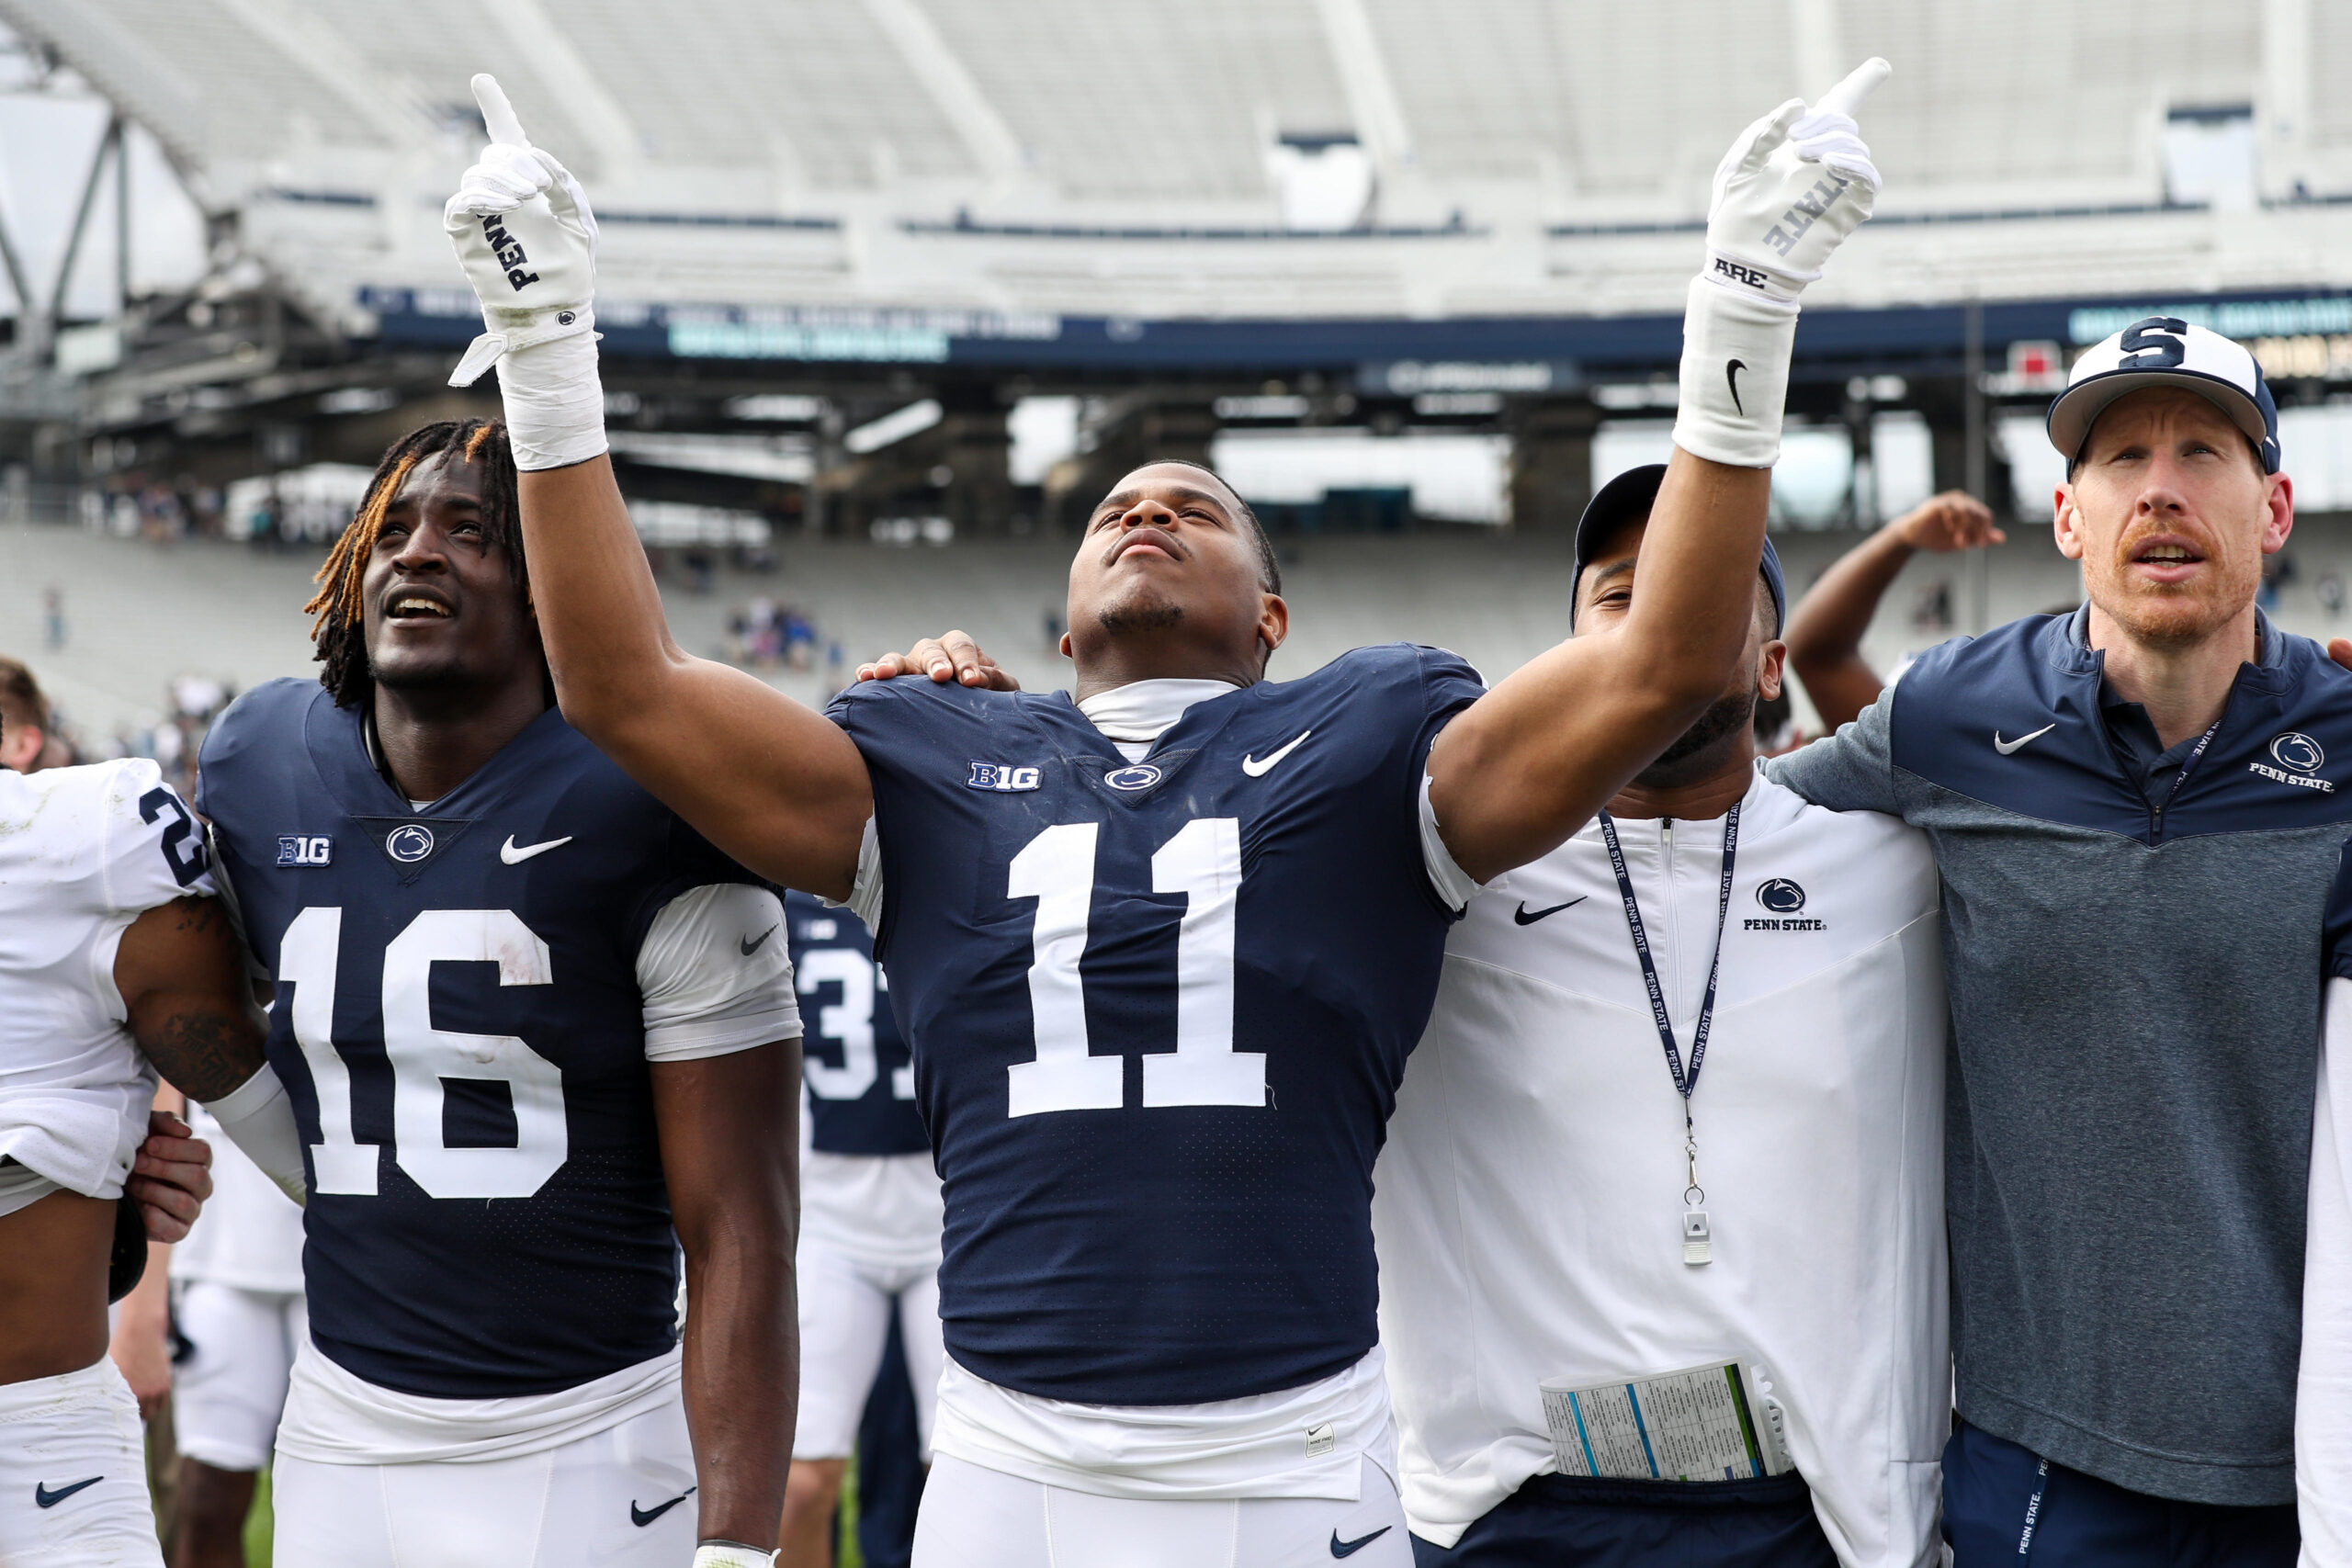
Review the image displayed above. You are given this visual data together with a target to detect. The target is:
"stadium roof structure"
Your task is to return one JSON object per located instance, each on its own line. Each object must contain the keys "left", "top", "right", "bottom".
{"left": 10, "top": 0, "right": 2352, "bottom": 541}
{"left": 8, "top": 0, "right": 2352, "bottom": 345}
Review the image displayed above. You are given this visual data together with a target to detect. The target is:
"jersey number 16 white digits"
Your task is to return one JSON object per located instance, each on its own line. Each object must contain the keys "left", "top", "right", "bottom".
{"left": 1006, "top": 818, "right": 1261, "bottom": 1117}
{"left": 277, "top": 906, "right": 568, "bottom": 1200}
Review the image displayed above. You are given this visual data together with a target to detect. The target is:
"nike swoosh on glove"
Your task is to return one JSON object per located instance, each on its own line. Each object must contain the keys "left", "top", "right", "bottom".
{"left": 444, "top": 73, "right": 599, "bottom": 389}
{"left": 1701, "top": 57, "right": 1889, "bottom": 306}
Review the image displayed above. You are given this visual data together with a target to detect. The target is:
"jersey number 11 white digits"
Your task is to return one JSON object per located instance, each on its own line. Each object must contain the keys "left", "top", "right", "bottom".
{"left": 277, "top": 905, "right": 569, "bottom": 1200}
{"left": 1005, "top": 818, "right": 1261, "bottom": 1118}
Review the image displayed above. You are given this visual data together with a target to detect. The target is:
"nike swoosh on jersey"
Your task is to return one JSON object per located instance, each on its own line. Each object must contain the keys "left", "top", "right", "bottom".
{"left": 629, "top": 1488, "right": 695, "bottom": 1528}
{"left": 1331, "top": 1525, "right": 1393, "bottom": 1558}
{"left": 1993, "top": 723, "right": 2057, "bottom": 755}
{"left": 741, "top": 924, "right": 779, "bottom": 956}
{"left": 1512, "top": 896, "right": 1588, "bottom": 925}
{"left": 499, "top": 834, "right": 574, "bottom": 864}
{"left": 35, "top": 1477, "right": 103, "bottom": 1509}
{"left": 1241, "top": 730, "right": 1313, "bottom": 777}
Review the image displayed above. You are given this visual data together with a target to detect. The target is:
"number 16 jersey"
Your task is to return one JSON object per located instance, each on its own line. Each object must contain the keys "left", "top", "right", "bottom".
{"left": 827, "top": 643, "right": 1482, "bottom": 1405}
{"left": 199, "top": 681, "right": 798, "bottom": 1399}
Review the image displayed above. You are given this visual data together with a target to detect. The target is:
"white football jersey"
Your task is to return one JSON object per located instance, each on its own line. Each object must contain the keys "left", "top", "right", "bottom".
{"left": 1374, "top": 767, "right": 1949, "bottom": 1566}
{"left": 0, "top": 759, "right": 217, "bottom": 1205}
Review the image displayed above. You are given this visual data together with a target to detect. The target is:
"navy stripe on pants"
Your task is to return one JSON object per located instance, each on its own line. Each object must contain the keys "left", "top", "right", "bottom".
{"left": 1943, "top": 1420, "right": 2296, "bottom": 1568}
{"left": 1411, "top": 1470, "right": 1837, "bottom": 1568}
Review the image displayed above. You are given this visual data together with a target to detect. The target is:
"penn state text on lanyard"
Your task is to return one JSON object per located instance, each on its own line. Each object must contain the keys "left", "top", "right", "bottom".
{"left": 2148, "top": 715, "right": 2223, "bottom": 838}
{"left": 1596, "top": 803, "right": 1738, "bottom": 1267}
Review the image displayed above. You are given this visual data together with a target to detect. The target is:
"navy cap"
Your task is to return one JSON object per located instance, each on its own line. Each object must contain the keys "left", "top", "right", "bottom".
{"left": 2046, "top": 316, "right": 2281, "bottom": 475}
{"left": 1570, "top": 462, "right": 1785, "bottom": 634}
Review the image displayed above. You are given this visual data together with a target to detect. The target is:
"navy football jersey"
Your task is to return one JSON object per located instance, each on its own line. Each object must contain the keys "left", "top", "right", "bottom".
{"left": 198, "top": 680, "right": 773, "bottom": 1397}
{"left": 787, "top": 891, "right": 926, "bottom": 1156}
{"left": 826, "top": 643, "right": 1482, "bottom": 1404}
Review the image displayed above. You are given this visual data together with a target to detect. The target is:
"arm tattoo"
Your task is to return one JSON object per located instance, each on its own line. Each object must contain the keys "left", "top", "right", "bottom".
{"left": 142, "top": 1003, "right": 264, "bottom": 1102}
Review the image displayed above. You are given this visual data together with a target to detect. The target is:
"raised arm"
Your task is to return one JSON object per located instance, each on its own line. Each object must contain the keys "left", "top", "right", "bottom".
{"left": 443, "top": 76, "right": 869, "bottom": 897}
{"left": 1783, "top": 490, "right": 2001, "bottom": 730}
{"left": 1428, "top": 60, "right": 1892, "bottom": 882}
{"left": 1428, "top": 456, "right": 1771, "bottom": 880}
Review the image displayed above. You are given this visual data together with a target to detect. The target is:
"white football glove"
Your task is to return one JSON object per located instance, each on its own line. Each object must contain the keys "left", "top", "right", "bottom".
{"left": 1674, "top": 58, "right": 1890, "bottom": 468}
{"left": 443, "top": 73, "right": 607, "bottom": 470}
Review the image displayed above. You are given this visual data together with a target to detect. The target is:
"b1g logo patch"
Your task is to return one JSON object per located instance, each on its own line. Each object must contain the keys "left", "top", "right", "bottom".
{"left": 967, "top": 762, "right": 1041, "bottom": 792}
{"left": 277, "top": 834, "right": 334, "bottom": 867}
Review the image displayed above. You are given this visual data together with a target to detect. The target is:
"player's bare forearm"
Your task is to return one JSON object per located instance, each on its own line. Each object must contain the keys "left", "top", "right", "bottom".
{"left": 516, "top": 458, "right": 873, "bottom": 898}
{"left": 1784, "top": 491, "right": 2002, "bottom": 731}
{"left": 115, "top": 897, "right": 267, "bottom": 1101}
{"left": 654, "top": 1041, "right": 802, "bottom": 1549}
{"left": 1429, "top": 452, "right": 1771, "bottom": 882}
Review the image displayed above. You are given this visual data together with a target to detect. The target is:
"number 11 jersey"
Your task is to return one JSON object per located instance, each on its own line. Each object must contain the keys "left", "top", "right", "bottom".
{"left": 827, "top": 643, "right": 1482, "bottom": 1406}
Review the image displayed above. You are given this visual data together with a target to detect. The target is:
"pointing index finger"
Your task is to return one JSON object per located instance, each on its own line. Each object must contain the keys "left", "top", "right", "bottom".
{"left": 472, "top": 73, "right": 530, "bottom": 149}
{"left": 1814, "top": 57, "right": 1891, "bottom": 119}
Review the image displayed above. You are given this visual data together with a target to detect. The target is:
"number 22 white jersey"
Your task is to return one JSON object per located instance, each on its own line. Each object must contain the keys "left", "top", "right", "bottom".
{"left": 0, "top": 758, "right": 215, "bottom": 1210}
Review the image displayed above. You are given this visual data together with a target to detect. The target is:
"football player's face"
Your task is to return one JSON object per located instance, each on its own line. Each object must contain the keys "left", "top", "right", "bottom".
{"left": 361, "top": 453, "right": 540, "bottom": 696}
{"left": 2056, "top": 388, "right": 2292, "bottom": 649}
{"left": 1064, "top": 463, "right": 1283, "bottom": 676}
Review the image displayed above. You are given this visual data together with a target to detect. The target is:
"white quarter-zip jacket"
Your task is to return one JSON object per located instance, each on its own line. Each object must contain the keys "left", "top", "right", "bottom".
{"left": 1373, "top": 765, "right": 1949, "bottom": 1564}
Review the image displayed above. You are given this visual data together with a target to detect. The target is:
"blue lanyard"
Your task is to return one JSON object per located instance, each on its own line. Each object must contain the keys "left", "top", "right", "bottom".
{"left": 2150, "top": 716, "right": 2223, "bottom": 830}
{"left": 1597, "top": 803, "right": 1741, "bottom": 1105}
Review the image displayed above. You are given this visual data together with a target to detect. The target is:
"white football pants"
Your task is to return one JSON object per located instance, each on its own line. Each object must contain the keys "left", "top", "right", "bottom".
{"left": 0, "top": 1358, "right": 162, "bottom": 1567}
{"left": 794, "top": 1232, "right": 943, "bottom": 1461}
{"left": 272, "top": 1394, "right": 698, "bottom": 1567}
{"left": 911, "top": 1453, "right": 1412, "bottom": 1568}
{"left": 171, "top": 1282, "right": 305, "bottom": 1472}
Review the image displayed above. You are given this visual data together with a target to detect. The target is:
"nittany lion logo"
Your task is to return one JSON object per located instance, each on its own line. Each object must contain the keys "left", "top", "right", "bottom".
{"left": 1755, "top": 878, "right": 1807, "bottom": 915}
{"left": 1103, "top": 764, "right": 1163, "bottom": 792}
{"left": 2272, "top": 733, "right": 2325, "bottom": 775}
{"left": 386, "top": 824, "right": 436, "bottom": 863}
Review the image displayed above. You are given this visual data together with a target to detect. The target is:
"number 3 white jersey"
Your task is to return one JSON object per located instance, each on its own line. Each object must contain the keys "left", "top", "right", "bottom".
{"left": 0, "top": 758, "right": 215, "bottom": 1212}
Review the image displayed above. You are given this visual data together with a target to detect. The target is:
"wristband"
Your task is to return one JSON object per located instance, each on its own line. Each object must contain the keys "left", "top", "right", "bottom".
{"left": 693, "top": 1544, "right": 779, "bottom": 1568}
{"left": 200, "top": 1062, "right": 308, "bottom": 1207}
{"left": 1670, "top": 275, "right": 1799, "bottom": 469}
{"left": 489, "top": 330, "right": 608, "bottom": 473}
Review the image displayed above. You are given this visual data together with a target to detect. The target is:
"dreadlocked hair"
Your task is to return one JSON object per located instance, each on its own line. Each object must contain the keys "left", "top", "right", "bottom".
{"left": 305, "top": 418, "right": 526, "bottom": 707}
